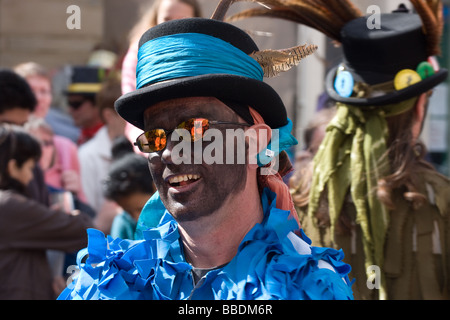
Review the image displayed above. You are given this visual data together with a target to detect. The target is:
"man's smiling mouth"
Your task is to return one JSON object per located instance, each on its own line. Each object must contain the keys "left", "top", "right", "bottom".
{"left": 168, "top": 174, "right": 201, "bottom": 187}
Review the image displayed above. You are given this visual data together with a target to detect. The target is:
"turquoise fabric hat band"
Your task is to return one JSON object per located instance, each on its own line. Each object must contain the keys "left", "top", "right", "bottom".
{"left": 136, "top": 33, "right": 264, "bottom": 89}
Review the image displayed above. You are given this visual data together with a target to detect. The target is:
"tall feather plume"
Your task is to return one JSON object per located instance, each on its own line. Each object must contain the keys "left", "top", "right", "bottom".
{"left": 211, "top": 0, "right": 365, "bottom": 77}
{"left": 227, "top": 7, "right": 341, "bottom": 41}
{"left": 223, "top": 0, "right": 444, "bottom": 57}
{"left": 211, "top": 0, "right": 237, "bottom": 21}
{"left": 250, "top": 44, "right": 318, "bottom": 77}
{"left": 226, "top": 0, "right": 363, "bottom": 42}
{"left": 410, "top": 0, "right": 444, "bottom": 56}
{"left": 211, "top": 0, "right": 284, "bottom": 21}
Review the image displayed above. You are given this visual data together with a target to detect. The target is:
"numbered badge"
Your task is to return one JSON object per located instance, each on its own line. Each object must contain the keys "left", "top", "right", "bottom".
{"left": 394, "top": 69, "right": 421, "bottom": 91}
{"left": 416, "top": 61, "right": 435, "bottom": 79}
{"left": 334, "top": 71, "right": 354, "bottom": 98}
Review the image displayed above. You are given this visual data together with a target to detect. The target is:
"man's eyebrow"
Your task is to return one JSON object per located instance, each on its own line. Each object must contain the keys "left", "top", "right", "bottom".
{"left": 144, "top": 110, "right": 215, "bottom": 127}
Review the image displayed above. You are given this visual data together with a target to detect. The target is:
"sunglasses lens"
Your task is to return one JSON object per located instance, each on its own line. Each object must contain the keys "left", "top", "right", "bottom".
{"left": 136, "top": 119, "right": 210, "bottom": 153}
{"left": 178, "top": 118, "right": 209, "bottom": 142}
{"left": 68, "top": 101, "right": 84, "bottom": 109}
{"left": 135, "top": 129, "right": 167, "bottom": 153}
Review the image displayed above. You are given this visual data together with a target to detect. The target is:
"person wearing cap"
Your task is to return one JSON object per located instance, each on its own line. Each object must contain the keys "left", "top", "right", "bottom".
{"left": 77, "top": 73, "right": 127, "bottom": 232}
{"left": 15, "top": 62, "right": 88, "bottom": 204}
{"left": 244, "top": 1, "right": 450, "bottom": 300}
{"left": 58, "top": 1, "right": 353, "bottom": 300}
{"left": 65, "top": 66, "right": 106, "bottom": 145}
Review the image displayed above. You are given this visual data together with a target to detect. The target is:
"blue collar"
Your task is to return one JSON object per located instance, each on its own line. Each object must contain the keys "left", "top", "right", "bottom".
{"left": 59, "top": 188, "right": 353, "bottom": 300}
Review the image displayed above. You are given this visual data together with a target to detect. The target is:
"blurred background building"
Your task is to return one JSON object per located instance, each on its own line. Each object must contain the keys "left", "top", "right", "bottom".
{"left": 0, "top": 0, "right": 449, "bottom": 175}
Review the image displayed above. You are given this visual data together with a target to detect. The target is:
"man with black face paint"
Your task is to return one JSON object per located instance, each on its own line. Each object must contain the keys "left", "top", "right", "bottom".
{"left": 59, "top": 0, "right": 353, "bottom": 300}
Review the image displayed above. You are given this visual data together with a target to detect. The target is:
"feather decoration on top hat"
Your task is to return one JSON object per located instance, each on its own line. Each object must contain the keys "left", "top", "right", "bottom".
{"left": 224, "top": 0, "right": 443, "bottom": 56}
{"left": 224, "top": 0, "right": 363, "bottom": 41}
{"left": 224, "top": 0, "right": 447, "bottom": 106}
{"left": 211, "top": 0, "right": 319, "bottom": 78}
{"left": 410, "top": 0, "right": 444, "bottom": 55}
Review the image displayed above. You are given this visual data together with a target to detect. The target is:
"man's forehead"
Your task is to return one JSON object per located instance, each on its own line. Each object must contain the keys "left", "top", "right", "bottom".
{"left": 143, "top": 96, "right": 237, "bottom": 126}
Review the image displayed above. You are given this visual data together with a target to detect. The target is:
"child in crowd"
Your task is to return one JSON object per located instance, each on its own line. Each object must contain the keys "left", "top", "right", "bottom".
{"left": 103, "top": 143, "right": 155, "bottom": 239}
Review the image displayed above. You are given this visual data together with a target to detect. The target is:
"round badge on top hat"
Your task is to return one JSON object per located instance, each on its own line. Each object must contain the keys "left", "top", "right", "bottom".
{"left": 416, "top": 61, "right": 435, "bottom": 79}
{"left": 325, "top": 13, "right": 448, "bottom": 106}
{"left": 334, "top": 71, "right": 354, "bottom": 98}
{"left": 394, "top": 69, "right": 422, "bottom": 91}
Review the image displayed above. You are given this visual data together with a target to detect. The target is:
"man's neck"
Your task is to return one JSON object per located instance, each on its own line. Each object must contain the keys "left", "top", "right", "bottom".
{"left": 177, "top": 178, "right": 263, "bottom": 269}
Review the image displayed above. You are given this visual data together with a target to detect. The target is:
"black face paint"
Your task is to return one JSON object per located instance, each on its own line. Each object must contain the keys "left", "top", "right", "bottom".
{"left": 145, "top": 97, "right": 249, "bottom": 222}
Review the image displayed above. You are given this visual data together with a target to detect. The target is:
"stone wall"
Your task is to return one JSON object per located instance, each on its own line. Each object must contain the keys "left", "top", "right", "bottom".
{"left": 0, "top": 0, "right": 104, "bottom": 69}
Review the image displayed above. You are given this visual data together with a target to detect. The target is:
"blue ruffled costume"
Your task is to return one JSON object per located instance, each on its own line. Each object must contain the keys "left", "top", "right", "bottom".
{"left": 58, "top": 189, "right": 353, "bottom": 300}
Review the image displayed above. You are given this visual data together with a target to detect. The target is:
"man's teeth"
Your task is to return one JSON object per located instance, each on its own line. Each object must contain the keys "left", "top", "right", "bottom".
{"left": 169, "top": 174, "right": 200, "bottom": 184}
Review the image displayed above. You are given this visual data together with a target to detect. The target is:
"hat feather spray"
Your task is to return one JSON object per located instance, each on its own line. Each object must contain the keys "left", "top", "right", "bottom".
{"left": 212, "top": 0, "right": 318, "bottom": 77}
{"left": 226, "top": 0, "right": 445, "bottom": 300}
{"left": 225, "top": 0, "right": 443, "bottom": 58}
{"left": 225, "top": 0, "right": 363, "bottom": 41}
{"left": 410, "top": 0, "right": 444, "bottom": 56}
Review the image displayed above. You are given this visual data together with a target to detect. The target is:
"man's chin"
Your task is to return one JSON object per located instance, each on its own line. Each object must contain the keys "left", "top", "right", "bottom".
{"left": 168, "top": 208, "right": 205, "bottom": 223}
{"left": 163, "top": 196, "right": 216, "bottom": 223}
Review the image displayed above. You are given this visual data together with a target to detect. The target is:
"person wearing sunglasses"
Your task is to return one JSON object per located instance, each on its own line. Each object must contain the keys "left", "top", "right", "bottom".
{"left": 77, "top": 73, "right": 127, "bottom": 233}
{"left": 65, "top": 66, "right": 105, "bottom": 146}
{"left": 59, "top": 1, "right": 353, "bottom": 301}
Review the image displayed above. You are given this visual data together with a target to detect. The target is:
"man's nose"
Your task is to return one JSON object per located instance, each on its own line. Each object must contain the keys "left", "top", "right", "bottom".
{"left": 161, "top": 129, "right": 197, "bottom": 165}
{"left": 161, "top": 139, "right": 174, "bottom": 165}
{"left": 161, "top": 130, "right": 184, "bottom": 165}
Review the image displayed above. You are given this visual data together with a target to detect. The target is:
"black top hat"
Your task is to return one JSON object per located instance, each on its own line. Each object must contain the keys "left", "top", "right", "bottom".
{"left": 325, "top": 12, "right": 448, "bottom": 106}
{"left": 115, "top": 18, "right": 288, "bottom": 130}
{"left": 65, "top": 66, "right": 106, "bottom": 96}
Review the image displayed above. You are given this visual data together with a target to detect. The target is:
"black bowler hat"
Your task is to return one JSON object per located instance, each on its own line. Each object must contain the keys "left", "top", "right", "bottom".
{"left": 325, "top": 12, "right": 448, "bottom": 106}
{"left": 115, "top": 18, "right": 288, "bottom": 130}
{"left": 65, "top": 66, "right": 106, "bottom": 96}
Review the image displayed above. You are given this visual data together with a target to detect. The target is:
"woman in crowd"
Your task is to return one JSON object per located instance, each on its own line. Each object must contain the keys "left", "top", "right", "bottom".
{"left": 121, "top": 0, "right": 202, "bottom": 152}
{"left": 0, "top": 124, "right": 93, "bottom": 299}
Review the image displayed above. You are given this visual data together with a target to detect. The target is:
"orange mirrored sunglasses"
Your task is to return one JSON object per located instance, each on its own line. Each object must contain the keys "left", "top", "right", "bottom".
{"left": 134, "top": 118, "right": 250, "bottom": 153}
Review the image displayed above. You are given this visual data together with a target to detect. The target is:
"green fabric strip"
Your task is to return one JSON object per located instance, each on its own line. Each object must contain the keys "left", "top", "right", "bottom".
{"left": 307, "top": 97, "right": 418, "bottom": 298}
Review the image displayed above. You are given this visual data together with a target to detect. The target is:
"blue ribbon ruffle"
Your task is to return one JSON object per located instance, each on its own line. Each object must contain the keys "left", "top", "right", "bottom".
{"left": 59, "top": 189, "right": 353, "bottom": 300}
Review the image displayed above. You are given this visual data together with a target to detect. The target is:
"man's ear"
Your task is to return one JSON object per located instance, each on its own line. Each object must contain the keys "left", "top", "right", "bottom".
{"left": 412, "top": 92, "right": 428, "bottom": 140}
{"left": 246, "top": 123, "right": 272, "bottom": 170}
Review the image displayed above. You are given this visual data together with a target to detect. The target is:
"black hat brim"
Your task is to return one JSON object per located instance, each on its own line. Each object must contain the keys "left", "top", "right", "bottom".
{"left": 325, "top": 65, "right": 448, "bottom": 106}
{"left": 115, "top": 73, "right": 287, "bottom": 130}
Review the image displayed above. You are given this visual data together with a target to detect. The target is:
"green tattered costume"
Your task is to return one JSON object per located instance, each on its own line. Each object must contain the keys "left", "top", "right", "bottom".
{"left": 295, "top": 99, "right": 450, "bottom": 300}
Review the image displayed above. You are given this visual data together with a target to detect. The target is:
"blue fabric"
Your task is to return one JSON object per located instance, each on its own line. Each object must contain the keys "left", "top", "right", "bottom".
{"left": 135, "top": 191, "right": 165, "bottom": 240}
{"left": 257, "top": 118, "right": 298, "bottom": 167}
{"left": 136, "top": 33, "right": 264, "bottom": 89}
{"left": 58, "top": 189, "right": 353, "bottom": 300}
